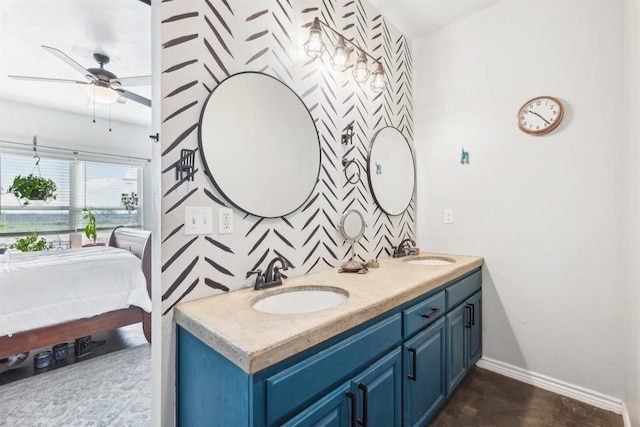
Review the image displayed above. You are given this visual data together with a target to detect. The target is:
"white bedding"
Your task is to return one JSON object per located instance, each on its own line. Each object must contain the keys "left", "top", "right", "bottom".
{"left": 0, "top": 246, "right": 151, "bottom": 337}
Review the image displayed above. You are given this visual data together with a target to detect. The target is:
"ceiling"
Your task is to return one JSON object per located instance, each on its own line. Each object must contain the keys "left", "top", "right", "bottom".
{"left": 0, "top": 0, "right": 151, "bottom": 126}
{"left": 0, "top": 0, "right": 500, "bottom": 127}
{"left": 368, "top": 0, "right": 504, "bottom": 40}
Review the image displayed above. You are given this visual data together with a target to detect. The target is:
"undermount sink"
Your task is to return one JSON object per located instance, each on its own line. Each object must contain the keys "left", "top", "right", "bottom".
{"left": 252, "top": 286, "right": 349, "bottom": 314}
{"left": 404, "top": 256, "right": 456, "bottom": 266}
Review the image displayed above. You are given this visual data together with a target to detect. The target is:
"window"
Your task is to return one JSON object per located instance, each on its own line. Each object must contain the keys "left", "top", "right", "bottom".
{"left": 0, "top": 153, "right": 143, "bottom": 235}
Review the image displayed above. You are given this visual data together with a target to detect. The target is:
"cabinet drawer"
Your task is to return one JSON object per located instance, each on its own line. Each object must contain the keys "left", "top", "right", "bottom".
{"left": 403, "top": 290, "right": 445, "bottom": 338}
{"left": 266, "top": 313, "right": 402, "bottom": 426}
{"left": 446, "top": 270, "right": 481, "bottom": 309}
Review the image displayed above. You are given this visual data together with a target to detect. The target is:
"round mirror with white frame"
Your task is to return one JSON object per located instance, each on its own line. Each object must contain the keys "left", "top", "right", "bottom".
{"left": 367, "top": 126, "right": 415, "bottom": 216}
{"left": 198, "top": 72, "right": 321, "bottom": 218}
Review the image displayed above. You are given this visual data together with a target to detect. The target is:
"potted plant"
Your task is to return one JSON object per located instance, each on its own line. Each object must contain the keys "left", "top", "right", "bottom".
{"left": 83, "top": 207, "right": 98, "bottom": 245}
{"left": 8, "top": 174, "right": 57, "bottom": 207}
{"left": 10, "top": 232, "right": 53, "bottom": 252}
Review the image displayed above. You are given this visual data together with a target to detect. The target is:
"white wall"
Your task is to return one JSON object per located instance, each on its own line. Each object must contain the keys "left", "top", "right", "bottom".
{"left": 0, "top": 99, "right": 154, "bottom": 227}
{"left": 623, "top": 0, "right": 640, "bottom": 423}
{"left": 414, "top": 0, "right": 625, "bottom": 400}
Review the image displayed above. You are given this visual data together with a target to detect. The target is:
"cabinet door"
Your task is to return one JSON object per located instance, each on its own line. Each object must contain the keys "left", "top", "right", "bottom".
{"left": 282, "top": 383, "right": 351, "bottom": 427}
{"left": 403, "top": 317, "right": 446, "bottom": 427}
{"left": 446, "top": 302, "right": 468, "bottom": 396}
{"left": 351, "top": 348, "right": 402, "bottom": 427}
{"left": 467, "top": 291, "right": 482, "bottom": 366}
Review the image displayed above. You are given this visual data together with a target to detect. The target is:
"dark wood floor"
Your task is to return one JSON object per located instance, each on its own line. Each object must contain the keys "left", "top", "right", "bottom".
{"left": 0, "top": 323, "right": 147, "bottom": 386}
{"left": 429, "top": 367, "right": 623, "bottom": 427}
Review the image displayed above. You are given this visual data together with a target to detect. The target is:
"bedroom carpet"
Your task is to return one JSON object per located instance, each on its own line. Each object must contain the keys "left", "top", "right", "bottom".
{"left": 0, "top": 344, "right": 151, "bottom": 426}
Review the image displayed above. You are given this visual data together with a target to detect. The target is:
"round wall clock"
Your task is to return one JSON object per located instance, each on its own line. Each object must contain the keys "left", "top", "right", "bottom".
{"left": 517, "top": 96, "right": 564, "bottom": 136}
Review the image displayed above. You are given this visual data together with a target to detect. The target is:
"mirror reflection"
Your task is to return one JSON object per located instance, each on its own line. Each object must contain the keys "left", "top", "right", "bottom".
{"left": 198, "top": 72, "right": 321, "bottom": 218}
{"left": 367, "top": 127, "right": 415, "bottom": 216}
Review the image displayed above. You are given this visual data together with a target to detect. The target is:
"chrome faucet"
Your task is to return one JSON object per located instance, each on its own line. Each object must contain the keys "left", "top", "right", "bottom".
{"left": 393, "top": 238, "right": 416, "bottom": 258}
{"left": 246, "top": 256, "right": 289, "bottom": 290}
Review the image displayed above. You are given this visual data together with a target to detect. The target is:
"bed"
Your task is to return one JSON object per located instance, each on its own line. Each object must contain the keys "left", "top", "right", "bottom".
{"left": 0, "top": 227, "right": 152, "bottom": 359}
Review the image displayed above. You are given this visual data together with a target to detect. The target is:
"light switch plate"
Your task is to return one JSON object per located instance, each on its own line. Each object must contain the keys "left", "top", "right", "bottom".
{"left": 185, "top": 206, "right": 214, "bottom": 235}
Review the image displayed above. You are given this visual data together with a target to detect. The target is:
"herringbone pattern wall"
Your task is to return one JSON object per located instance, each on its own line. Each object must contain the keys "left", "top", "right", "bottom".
{"left": 160, "top": 0, "right": 414, "bottom": 314}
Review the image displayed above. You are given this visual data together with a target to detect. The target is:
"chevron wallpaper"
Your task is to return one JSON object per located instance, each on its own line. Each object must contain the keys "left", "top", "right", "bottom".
{"left": 160, "top": 0, "right": 414, "bottom": 315}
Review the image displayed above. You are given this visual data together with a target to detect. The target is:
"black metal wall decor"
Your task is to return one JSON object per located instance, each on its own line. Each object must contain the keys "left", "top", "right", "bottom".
{"left": 176, "top": 149, "right": 195, "bottom": 181}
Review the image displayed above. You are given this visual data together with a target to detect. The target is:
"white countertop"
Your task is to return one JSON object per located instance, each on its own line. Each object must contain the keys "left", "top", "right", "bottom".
{"left": 174, "top": 253, "right": 484, "bottom": 374}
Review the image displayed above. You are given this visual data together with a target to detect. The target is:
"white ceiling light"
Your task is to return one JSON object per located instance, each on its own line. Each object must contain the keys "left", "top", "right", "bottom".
{"left": 84, "top": 82, "right": 119, "bottom": 104}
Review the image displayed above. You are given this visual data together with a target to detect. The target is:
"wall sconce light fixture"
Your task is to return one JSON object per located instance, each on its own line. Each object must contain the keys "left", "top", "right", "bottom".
{"left": 304, "top": 17, "right": 386, "bottom": 93}
{"left": 176, "top": 148, "right": 195, "bottom": 181}
{"left": 121, "top": 192, "right": 139, "bottom": 214}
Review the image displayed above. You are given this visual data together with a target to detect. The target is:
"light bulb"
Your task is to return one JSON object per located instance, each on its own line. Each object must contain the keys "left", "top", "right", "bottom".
{"left": 370, "top": 62, "right": 386, "bottom": 93}
{"left": 330, "top": 36, "right": 350, "bottom": 72}
{"left": 304, "top": 17, "right": 325, "bottom": 58}
{"left": 352, "top": 50, "right": 370, "bottom": 83}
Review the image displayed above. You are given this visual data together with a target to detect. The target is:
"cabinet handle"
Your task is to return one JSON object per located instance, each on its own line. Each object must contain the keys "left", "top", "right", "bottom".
{"left": 465, "top": 305, "right": 472, "bottom": 328}
{"left": 407, "top": 347, "right": 418, "bottom": 381}
{"left": 470, "top": 303, "right": 476, "bottom": 326}
{"left": 357, "top": 383, "right": 369, "bottom": 426}
{"left": 421, "top": 308, "right": 440, "bottom": 319}
{"left": 346, "top": 391, "right": 357, "bottom": 427}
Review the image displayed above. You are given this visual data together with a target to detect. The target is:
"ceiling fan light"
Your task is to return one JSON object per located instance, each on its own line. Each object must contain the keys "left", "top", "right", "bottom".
{"left": 352, "top": 51, "right": 370, "bottom": 83}
{"left": 85, "top": 83, "right": 119, "bottom": 104}
{"left": 370, "top": 62, "right": 386, "bottom": 93}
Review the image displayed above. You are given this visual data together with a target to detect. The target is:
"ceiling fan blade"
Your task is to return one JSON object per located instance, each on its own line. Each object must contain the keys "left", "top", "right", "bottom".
{"left": 114, "top": 75, "right": 151, "bottom": 87}
{"left": 41, "top": 45, "right": 95, "bottom": 79}
{"left": 114, "top": 88, "right": 151, "bottom": 107}
{"left": 9, "top": 75, "right": 88, "bottom": 85}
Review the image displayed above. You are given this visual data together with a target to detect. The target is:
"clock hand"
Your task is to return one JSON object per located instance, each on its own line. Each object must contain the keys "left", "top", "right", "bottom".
{"left": 527, "top": 110, "right": 551, "bottom": 125}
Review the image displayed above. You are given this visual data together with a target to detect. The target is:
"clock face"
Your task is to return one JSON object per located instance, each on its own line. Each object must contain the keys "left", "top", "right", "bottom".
{"left": 517, "top": 96, "right": 564, "bottom": 135}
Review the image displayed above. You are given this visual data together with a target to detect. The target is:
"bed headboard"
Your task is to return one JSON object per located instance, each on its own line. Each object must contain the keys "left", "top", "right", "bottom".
{"left": 108, "top": 226, "right": 151, "bottom": 260}
{"left": 108, "top": 227, "right": 152, "bottom": 299}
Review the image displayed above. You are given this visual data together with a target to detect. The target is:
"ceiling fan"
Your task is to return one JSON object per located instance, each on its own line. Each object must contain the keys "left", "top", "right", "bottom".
{"left": 9, "top": 45, "right": 151, "bottom": 108}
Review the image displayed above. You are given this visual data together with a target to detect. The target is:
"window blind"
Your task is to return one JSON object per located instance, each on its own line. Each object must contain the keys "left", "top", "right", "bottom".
{"left": 0, "top": 153, "right": 143, "bottom": 235}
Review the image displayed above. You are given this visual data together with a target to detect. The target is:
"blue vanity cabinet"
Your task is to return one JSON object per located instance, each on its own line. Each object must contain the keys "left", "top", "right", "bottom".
{"left": 281, "top": 382, "right": 352, "bottom": 427}
{"left": 350, "top": 348, "right": 402, "bottom": 427}
{"left": 445, "top": 301, "right": 468, "bottom": 395}
{"left": 177, "top": 267, "right": 483, "bottom": 427}
{"left": 402, "top": 317, "right": 446, "bottom": 427}
{"left": 446, "top": 287, "right": 482, "bottom": 396}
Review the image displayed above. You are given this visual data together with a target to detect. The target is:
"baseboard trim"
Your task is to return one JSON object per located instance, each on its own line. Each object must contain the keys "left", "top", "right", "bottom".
{"left": 622, "top": 401, "right": 632, "bottom": 427}
{"left": 476, "top": 357, "right": 623, "bottom": 415}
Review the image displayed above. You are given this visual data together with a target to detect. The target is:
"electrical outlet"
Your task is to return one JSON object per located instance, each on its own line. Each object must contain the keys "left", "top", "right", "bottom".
{"left": 219, "top": 207, "right": 233, "bottom": 234}
{"left": 185, "top": 206, "right": 214, "bottom": 235}
{"left": 444, "top": 209, "right": 454, "bottom": 224}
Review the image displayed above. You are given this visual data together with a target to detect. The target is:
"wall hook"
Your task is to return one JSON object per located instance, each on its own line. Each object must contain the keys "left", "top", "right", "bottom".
{"left": 460, "top": 148, "right": 469, "bottom": 164}
{"left": 176, "top": 149, "right": 195, "bottom": 181}
{"left": 341, "top": 124, "right": 354, "bottom": 145}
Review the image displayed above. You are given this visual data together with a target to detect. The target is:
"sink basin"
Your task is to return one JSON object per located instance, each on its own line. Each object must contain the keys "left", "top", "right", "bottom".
{"left": 404, "top": 256, "right": 456, "bottom": 266}
{"left": 252, "top": 286, "right": 349, "bottom": 314}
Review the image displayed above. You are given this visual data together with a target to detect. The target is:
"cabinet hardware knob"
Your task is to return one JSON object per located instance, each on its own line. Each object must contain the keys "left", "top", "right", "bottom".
{"left": 357, "top": 383, "right": 369, "bottom": 426}
{"left": 470, "top": 303, "right": 476, "bottom": 326}
{"left": 408, "top": 347, "right": 418, "bottom": 381}
{"left": 465, "top": 305, "right": 472, "bottom": 328}
{"left": 346, "top": 391, "right": 357, "bottom": 427}
{"left": 422, "top": 308, "right": 440, "bottom": 319}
